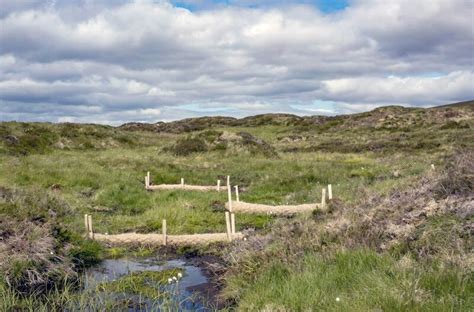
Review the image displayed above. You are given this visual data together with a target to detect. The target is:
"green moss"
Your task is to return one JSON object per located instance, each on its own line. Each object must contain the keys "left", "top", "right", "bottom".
{"left": 106, "top": 247, "right": 127, "bottom": 259}
{"left": 98, "top": 269, "right": 184, "bottom": 299}
{"left": 68, "top": 239, "right": 103, "bottom": 268}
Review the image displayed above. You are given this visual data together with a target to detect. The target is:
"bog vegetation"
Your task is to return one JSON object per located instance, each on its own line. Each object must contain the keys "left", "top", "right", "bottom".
{"left": 0, "top": 101, "right": 473, "bottom": 310}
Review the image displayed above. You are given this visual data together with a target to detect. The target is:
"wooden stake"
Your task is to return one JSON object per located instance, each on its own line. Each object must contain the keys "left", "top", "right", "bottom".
{"left": 147, "top": 171, "right": 150, "bottom": 186}
{"left": 227, "top": 180, "right": 233, "bottom": 212}
{"left": 234, "top": 185, "right": 240, "bottom": 202}
{"left": 226, "top": 175, "right": 230, "bottom": 186}
{"left": 225, "top": 211, "right": 232, "bottom": 241}
{"left": 217, "top": 179, "right": 221, "bottom": 191}
{"left": 328, "top": 184, "right": 333, "bottom": 200}
{"left": 88, "top": 214, "right": 94, "bottom": 239}
{"left": 84, "top": 214, "right": 89, "bottom": 237}
{"left": 181, "top": 178, "right": 184, "bottom": 186}
{"left": 321, "top": 188, "right": 326, "bottom": 209}
{"left": 431, "top": 164, "right": 435, "bottom": 170}
{"left": 162, "top": 219, "right": 167, "bottom": 246}
{"left": 231, "top": 212, "right": 236, "bottom": 234}
{"left": 145, "top": 176, "right": 148, "bottom": 188}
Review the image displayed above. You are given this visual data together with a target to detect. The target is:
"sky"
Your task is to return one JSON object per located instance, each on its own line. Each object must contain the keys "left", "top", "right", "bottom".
{"left": 0, "top": 0, "right": 473, "bottom": 125}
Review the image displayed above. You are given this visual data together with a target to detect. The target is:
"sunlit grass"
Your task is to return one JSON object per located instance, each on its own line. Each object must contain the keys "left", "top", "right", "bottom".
{"left": 230, "top": 250, "right": 472, "bottom": 311}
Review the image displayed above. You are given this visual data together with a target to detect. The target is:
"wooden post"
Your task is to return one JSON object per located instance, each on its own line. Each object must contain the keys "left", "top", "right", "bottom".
{"left": 162, "top": 219, "right": 167, "bottom": 246}
{"left": 88, "top": 214, "right": 94, "bottom": 239}
{"left": 145, "top": 176, "right": 148, "bottom": 189}
{"left": 84, "top": 214, "right": 89, "bottom": 238}
{"left": 181, "top": 178, "right": 184, "bottom": 186}
{"left": 321, "top": 188, "right": 326, "bottom": 209}
{"left": 234, "top": 185, "right": 240, "bottom": 202}
{"left": 231, "top": 212, "right": 236, "bottom": 234}
{"left": 226, "top": 175, "right": 230, "bottom": 186}
{"left": 225, "top": 211, "right": 232, "bottom": 241}
{"left": 227, "top": 179, "right": 233, "bottom": 212}
{"left": 147, "top": 171, "right": 150, "bottom": 186}
{"left": 328, "top": 184, "right": 333, "bottom": 200}
{"left": 431, "top": 164, "right": 435, "bottom": 170}
{"left": 217, "top": 180, "right": 221, "bottom": 191}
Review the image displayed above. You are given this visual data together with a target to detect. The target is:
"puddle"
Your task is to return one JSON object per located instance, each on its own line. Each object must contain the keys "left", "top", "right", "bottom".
{"left": 84, "top": 257, "right": 214, "bottom": 311}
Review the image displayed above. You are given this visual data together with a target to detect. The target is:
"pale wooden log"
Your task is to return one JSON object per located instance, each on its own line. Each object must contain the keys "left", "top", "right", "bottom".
{"left": 94, "top": 232, "right": 244, "bottom": 246}
{"left": 225, "top": 211, "right": 232, "bottom": 241}
{"left": 235, "top": 185, "right": 240, "bottom": 202}
{"left": 328, "top": 184, "right": 333, "bottom": 200}
{"left": 162, "top": 219, "right": 167, "bottom": 246}
{"left": 321, "top": 188, "right": 326, "bottom": 209}
{"left": 225, "top": 201, "right": 318, "bottom": 215}
{"left": 147, "top": 184, "right": 218, "bottom": 191}
{"left": 231, "top": 212, "right": 236, "bottom": 235}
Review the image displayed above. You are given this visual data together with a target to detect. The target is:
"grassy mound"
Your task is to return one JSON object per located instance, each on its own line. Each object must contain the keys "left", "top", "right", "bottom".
{"left": 166, "top": 130, "right": 278, "bottom": 158}
{"left": 0, "top": 188, "right": 102, "bottom": 297}
{"left": 0, "top": 122, "right": 161, "bottom": 156}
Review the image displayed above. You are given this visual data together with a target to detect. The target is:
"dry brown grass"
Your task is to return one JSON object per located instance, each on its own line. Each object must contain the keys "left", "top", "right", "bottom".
{"left": 0, "top": 218, "right": 76, "bottom": 295}
{"left": 435, "top": 149, "right": 473, "bottom": 197}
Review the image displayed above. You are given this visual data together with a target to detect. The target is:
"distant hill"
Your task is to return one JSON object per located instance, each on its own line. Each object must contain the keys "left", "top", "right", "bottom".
{"left": 432, "top": 99, "right": 474, "bottom": 109}
{"left": 1, "top": 100, "right": 472, "bottom": 156}
{"left": 118, "top": 100, "right": 473, "bottom": 133}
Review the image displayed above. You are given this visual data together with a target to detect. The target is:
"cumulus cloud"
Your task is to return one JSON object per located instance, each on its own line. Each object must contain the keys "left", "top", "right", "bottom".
{"left": 0, "top": 0, "right": 472, "bottom": 124}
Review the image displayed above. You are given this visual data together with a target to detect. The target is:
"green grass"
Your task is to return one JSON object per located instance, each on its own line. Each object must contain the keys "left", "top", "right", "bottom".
{"left": 98, "top": 268, "right": 184, "bottom": 298}
{"left": 0, "top": 274, "right": 186, "bottom": 311}
{"left": 230, "top": 250, "right": 472, "bottom": 311}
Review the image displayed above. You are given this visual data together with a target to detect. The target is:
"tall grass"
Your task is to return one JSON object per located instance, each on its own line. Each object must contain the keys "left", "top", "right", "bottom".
{"left": 230, "top": 250, "right": 472, "bottom": 311}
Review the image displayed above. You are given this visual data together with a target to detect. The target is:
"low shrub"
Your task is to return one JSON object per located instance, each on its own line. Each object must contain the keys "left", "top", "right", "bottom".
{"left": 435, "top": 149, "right": 473, "bottom": 197}
{"left": 237, "top": 132, "right": 278, "bottom": 158}
{"left": 171, "top": 137, "right": 208, "bottom": 156}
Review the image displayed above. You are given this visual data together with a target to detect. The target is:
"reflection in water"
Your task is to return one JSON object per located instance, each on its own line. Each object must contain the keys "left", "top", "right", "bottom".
{"left": 84, "top": 258, "right": 212, "bottom": 311}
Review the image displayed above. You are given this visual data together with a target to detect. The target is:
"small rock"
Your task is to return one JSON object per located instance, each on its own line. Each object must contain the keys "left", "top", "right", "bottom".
{"left": 4, "top": 135, "right": 19, "bottom": 145}
{"left": 50, "top": 184, "right": 62, "bottom": 191}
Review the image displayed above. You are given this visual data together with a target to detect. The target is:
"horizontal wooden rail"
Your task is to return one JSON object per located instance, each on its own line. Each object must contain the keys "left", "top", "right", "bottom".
{"left": 94, "top": 232, "right": 244, "bottom": 246}
{"left": 225, "top": 201, "right": 320, "bottom": 215}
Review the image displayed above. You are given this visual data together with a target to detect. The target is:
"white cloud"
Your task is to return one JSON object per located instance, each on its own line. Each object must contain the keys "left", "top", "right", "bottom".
{"left": 321, "top": 71, "right": 473, "bottom": 105}
{"left": 0, "top": 0, "right": 472, "bottom": 124}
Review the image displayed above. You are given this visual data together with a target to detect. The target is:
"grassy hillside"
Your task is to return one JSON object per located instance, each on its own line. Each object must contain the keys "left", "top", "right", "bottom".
{"left": 0, "top": 102, "right": 472, "bottom": 310}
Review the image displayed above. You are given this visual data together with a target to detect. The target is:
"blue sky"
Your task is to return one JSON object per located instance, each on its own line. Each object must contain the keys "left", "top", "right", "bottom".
{"left": 0, "top": 0, "right": 472, "bottom": 124}
{"left": 172, "top": 0, "right": 349, "bottom": 12}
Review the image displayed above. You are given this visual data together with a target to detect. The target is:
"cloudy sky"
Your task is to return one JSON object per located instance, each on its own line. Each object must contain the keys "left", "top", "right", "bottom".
{"left": 0, "top": 0, "right": 472, "bottom": 125}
